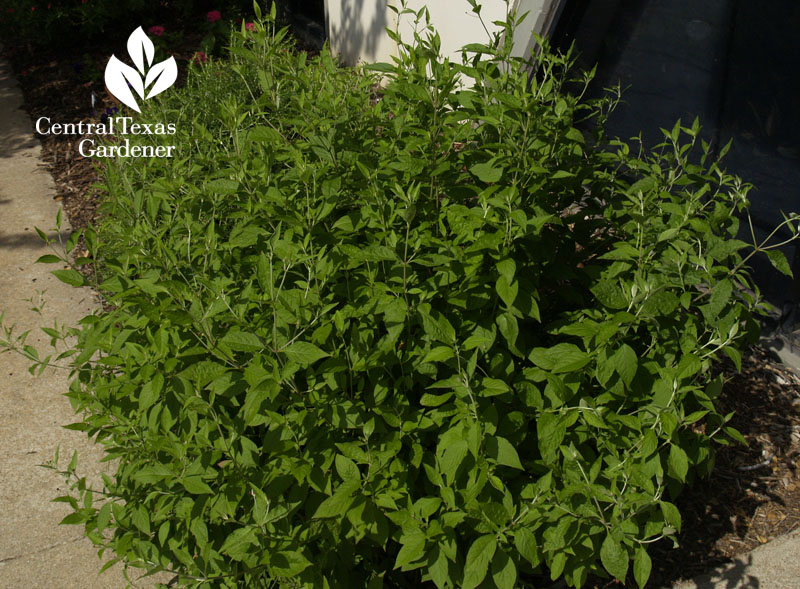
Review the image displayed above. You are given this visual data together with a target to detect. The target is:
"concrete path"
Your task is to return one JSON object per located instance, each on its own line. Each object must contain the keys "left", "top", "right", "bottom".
{"left": 0, "top": 47, "right": 157, "bottom": 588}
{"left": 672, "top": 528, "right": 800, "bottom": 589}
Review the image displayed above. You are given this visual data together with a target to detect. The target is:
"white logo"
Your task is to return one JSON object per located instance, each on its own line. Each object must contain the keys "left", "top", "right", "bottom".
{"left": 104, "top": 27, "right": 178, "bottom": 113}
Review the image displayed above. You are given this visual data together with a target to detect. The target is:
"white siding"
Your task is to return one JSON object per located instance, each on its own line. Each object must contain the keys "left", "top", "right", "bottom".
{"left": 324, "top": 0, "right": 564, "bottom": 66}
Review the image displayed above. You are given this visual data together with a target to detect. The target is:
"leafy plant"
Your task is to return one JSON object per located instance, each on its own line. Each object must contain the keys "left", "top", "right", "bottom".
{"left": 5, "top": 2, "right": 800, "bottom": 588}
{"left": 0, "top": 0, "right": 256, "bottom": 50}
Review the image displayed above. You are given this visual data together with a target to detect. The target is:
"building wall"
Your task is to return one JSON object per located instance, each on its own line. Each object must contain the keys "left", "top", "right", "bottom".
{"left": 324, "top": 0, "right": 563, "bottom": 66}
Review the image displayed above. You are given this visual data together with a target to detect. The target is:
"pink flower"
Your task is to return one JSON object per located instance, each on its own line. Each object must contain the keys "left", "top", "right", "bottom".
{"left": 245, "top": 22, "right": 256, "bottom": 32}
{"left": 192, "top": 51, "right": 207, "bottom": 64}
{"left": 206, "top": 10, "right": 221, "bottom": 23}
{"left": 148, "top": 25, "right": 165, "bottom": 37}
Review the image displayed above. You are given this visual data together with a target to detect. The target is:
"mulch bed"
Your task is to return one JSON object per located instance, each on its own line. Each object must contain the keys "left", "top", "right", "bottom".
{"left": 4, "top": 36, "right": 800, "bottom": 589}
{"left": 630, "top": 347, "right": 800, "bottom": 587}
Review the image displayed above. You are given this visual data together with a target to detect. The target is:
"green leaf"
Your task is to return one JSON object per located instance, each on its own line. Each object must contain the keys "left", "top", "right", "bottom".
{"left": 530, "top": 343, "right": 590, "bottom": 373}
{"left": 439, "top": 439, "right": 468, "bottom": 482}
{"left": 220, "top": 527, "right": 257, "bottom": 560}
{"left": 365, "top": 61, "right": 396, "bottom": 73}
{"left": 139, "top": 372, "right": 164, "bottom": 411}
{"left": 420, "top": 391, "right": 455, "bottom": 407}
{"left": 479, "top": 378, "right": 510, "bottom": 397}
{"left": 243, "top": 386, "right": 268, "bottom": 426}
{"left": 228, "top": 224, "right": 263, "bottom": 248}
{"left": 428, "top": 546, "right": 449, "bottom": 589}
{"left": 190, "top": 518, "right": 208, "bottom": 547}
{"left": 496, "top": 276, "right": 518, "bottom": 308}
{"left": 765, "top": 249, "right": 793, "bottom": 277}
{"left": 567, "top": 129, "right": 584, "bottom": 147}
{"left": 95, "top": 503, "right": 112, "bottom": 531}
{"left": 423, "top": 346, "right": 455, "bottom": 363}
{"left": 134, "top": 464, "right": 173, "bottom": 484}
{"left": 283, "top": 341, "right": 329, "bottom": 366}
{"left": 495, "top": 258, "right": 516, "bottom": 283}
{"left": 221, "top": 331, "right": 263, "bottom": 352}
{"left": 470, "top": 162, "right": 502, "bottom": 183}
{"left": 514, "top": 528, "right": 540, "bottom": 567}
{"left": 182, "top": 475, "right": 213, "bottom": 495}
{"left": 462, "top": 535, "right": 497, "bottom": 589}
{"left": 657, "top": 227, "right": 679, "bottom": 242}
{"left": 591, "top": 280, "right": 627, "bottom": 309}
{"left": 394, "top": 530, "right": 426, "bottom": 569}
{"left": 537, "top": 413, "right": 566, "bottom": 463}
{"left": 610, "top": 344, "right": 637, "bottom": 386}
{"left": 36, "top": 254, "right": 61, "bottom": 264}
{"left": 496, "top": 312, "right": 519, "bottom": 349}
{"left": 660, "top": 500, "right": 682, "bottom": 532}
{"left": 271, "top": 551, "right": 312, "bottom": 577}
{"left": 313, "top": 480, "right": 359, "bottom": 519}
{"left": 703, "top": 278, "right": 732, "bottom": 320}
{"left": 627, "top": 176, "right": 656, "bottom": 195}
{"left": 487, "top": 436, "right": 523, "bottom": 469}
{"left": 247, "top": 125, "right": 282, "bottom": 144}
{"left": 462, "top": 326, "right": 496, "bottom": 351}
{"left": 60, "top": 512, "right": 86, "bottom": 525}
{"left": 600, "top": 533, "right": 628, "bottom": 581}
{"left": 340, "top": 243, "right": 397, "bottom": 262}
{"left": 667, "top": 444, "right": 689, "bottom": 482}
{"left": 335, "top": 455, "right": 361, "bottom": 482}
{"left": 491, "top": 549, "right": 517, "bottom": 589}
{"left": 633, "top": 546, "right": 652, "bottom": 588}
{"left": 51, "top": 269, "right": 86, "bottom": 287}
{"left": 724, "top": 426, "right": 747, "bottom": 445}
{"left": 420, "top": 309, "right": 456, "bottom": 343}
{"left": 723, "top": 346, "right": 742, "bottom": 372}
{"left": 207, "top": 178, "right": 240, "bottom": 194}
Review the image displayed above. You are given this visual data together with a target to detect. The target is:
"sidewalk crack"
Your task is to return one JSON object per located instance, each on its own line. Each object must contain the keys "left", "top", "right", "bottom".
{"left": 0, "top": 535, "right": 85, "bottom": 565}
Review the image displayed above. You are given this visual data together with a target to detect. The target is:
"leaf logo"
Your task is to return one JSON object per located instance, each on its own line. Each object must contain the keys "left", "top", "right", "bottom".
{"left": 104, "top": 27, "right": 178, "bottom": 113}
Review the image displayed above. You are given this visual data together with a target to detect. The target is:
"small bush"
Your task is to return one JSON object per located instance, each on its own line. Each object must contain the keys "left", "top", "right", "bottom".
{"left": 0, "top": 0, "right": 256, "bottom": 49}
{"left": 23, "top": 4, "right": 800, "bottom": 588}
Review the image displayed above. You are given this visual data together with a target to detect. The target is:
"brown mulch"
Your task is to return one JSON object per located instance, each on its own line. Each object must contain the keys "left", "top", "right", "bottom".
{"left": 5, "top": 37, "right": 800, "bottom": 589}
{"left": 639, "top": 347, "right": 800, "bottom": 587}
{"left": 1, "top": 34, "right": 206, "bottom": 235}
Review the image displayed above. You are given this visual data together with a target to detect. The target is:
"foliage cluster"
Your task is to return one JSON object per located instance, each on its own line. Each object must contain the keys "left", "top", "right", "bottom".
{"left": 0, "top": 0, "right": 255, "bottom": 49}
{"left": 9, "top": 2, "right": 800, "bottom": 588}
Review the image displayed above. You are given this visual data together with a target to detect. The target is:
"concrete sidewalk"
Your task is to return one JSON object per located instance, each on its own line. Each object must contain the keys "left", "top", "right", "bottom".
{"left": 0, "top": 47, "right": 154, "bottom": 588}
{"left": 672, "top": 528, "right": 800, "bottom": 588}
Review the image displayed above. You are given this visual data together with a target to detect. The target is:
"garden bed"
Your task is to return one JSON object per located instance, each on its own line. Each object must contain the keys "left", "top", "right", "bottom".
{"left": 4, "top": 16, "right": 800, "bottom": 589}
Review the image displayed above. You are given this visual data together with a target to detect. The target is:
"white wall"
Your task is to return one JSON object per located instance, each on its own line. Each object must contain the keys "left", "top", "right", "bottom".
{"left": 324, "top": 0, "right": 398, "bottom": 67}
{"left": 510, "top": 0, "right": 566, "bottom": 58}
{"left": 397, "top": 1, "right": 510, "bottom": 63}
{"left": 324, "top": 0, "right": 564, "bottom": 66}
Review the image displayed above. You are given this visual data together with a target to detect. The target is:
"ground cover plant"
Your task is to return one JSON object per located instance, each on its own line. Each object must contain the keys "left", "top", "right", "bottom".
{"left": 5, "top": 1, "right": 800, "bottom": 587}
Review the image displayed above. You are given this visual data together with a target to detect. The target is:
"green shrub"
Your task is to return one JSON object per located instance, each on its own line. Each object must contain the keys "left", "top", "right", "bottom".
{"left": 0, "top": 0, "right": 256, "bottom": 49}
{"left": 16, "top": 3, "right": 800, "bottom": 588}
